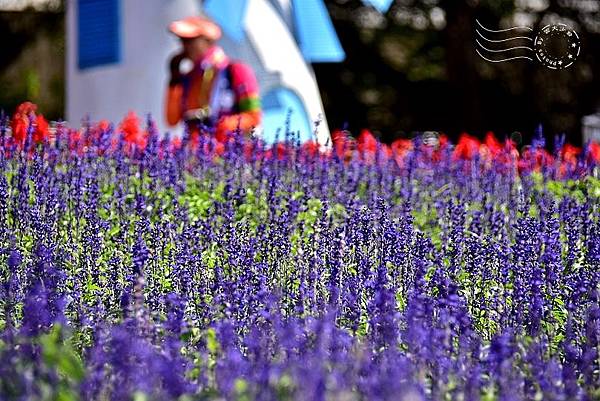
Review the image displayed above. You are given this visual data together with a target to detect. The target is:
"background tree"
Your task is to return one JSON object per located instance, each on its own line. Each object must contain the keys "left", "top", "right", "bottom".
{"left": 0, "top": 0, "right": 64, "bottom": 120}
{"left": 314, "top": 0, "right": 600, "bottom": 145}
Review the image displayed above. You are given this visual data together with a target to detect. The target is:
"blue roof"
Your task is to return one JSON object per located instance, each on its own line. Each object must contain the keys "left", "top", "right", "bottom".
{"left": 292, "top": 0, "right": 345, "bottom": 63}
{"left": 362, "top": 0, "right": 394, "bottom": 13}
{"left": 203, "top": 0, "right": 249, "bottom": 42}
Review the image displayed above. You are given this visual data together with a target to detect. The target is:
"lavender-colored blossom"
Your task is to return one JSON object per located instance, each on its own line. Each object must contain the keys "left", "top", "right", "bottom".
{"left": 0, "top": 114, "right": 599, "bottom": 400}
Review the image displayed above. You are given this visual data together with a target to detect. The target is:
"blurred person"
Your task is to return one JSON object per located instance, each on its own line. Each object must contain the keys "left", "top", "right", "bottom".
{"left": 165, "top": 16, "right": 261, "bottom": 144}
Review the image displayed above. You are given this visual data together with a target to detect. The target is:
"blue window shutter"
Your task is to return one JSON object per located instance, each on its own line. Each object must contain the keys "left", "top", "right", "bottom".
{"left": 78, "top": 0, "right": 121, "bottom": 70}
{"left": 292, "top": 0, "right": 345, "bottom": 63}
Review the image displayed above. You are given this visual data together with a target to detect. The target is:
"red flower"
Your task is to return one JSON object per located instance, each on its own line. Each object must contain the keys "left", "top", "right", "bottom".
{"left": 380, "top": 143, "right": 392, "bottom": 159}
{"left": 33, "top": 115, "right": 50, "bottom": 143}
{"left": 561, "top": 143, "right": 581, "bottom": 164}
{"left": 10, "top": 102, "right": 37, "bottom": 144}
{"left": 300, "top": 140, "right": 320, "bottom": 159}
{"left": 391, "top": 138, "right": 413, "bottom": 168}
{"left": 391, "top": 138, "right": 412, "bottom": 154}
{"left": 357, "top": 129, "right": 377, "bottom": 154}
{"left": 438, "top": 134, "right": 449, "bottom": 149}
{"left": 9, "top": 102, "right": 51, "bottom": 146}
{"left": 98, "top": 119, "right": 111, "bottom": 133}
{"left": 10, "top": 115, "right": 28, "bottom": 144}
{"left": 453, "top": 133, "right": 481, "bottom": 160}
{"left": 68, "top": 129, "right": 84, "bottom": 155}
{"left": 215, "top": 124, "right": 229, "bottom": 144}
{"left": 171, "top": 136, "right": 183, "bottom": 150}
{"left": 119, "top": 111, "right": 147, "bottom": 149}
{"left": 265, "top": 142, "right": 288, "bottom": 161}
{"left": 331, "top": 129, "right": 345, "bottom": 144}
{"left": 357, "top": 129, "right": 390, "bottom": 164}
{"left": 484, "top": 131, "right": 502, "bottom": 156}
{"left": 588, "top": 141, "right": 600, "bottom": 164}
{"left": 16, "top": 101, "right": 37, "bottom": 116}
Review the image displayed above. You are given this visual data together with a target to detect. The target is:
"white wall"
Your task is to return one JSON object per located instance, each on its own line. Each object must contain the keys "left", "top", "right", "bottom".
{"left": 66, "top": 0, "right": 199, "bottom": 134}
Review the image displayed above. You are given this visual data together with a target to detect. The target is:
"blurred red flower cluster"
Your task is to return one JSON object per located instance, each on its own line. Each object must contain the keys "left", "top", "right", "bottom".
{"left": 329, "top": 128, "right": 600, "bottom": 177}
{"left": 3, "top": 102, "right": 600, "bottom": 175}
{"left": 10, "top": 102, "right": 50, "bottom": 145}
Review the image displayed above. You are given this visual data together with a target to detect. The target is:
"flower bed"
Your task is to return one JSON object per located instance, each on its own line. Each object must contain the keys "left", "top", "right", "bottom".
{"left": 1, "top": 105, "right": 600, "bottom": 400}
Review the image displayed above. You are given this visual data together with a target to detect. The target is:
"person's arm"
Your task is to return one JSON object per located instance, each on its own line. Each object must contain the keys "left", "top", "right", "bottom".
{"left": 215, "top": 63, "right": 262, "bottom": 141}
{"left": 165, "top": 54, "right": 186, "bottom": 126}
{"left": 165, "top": 85, "right": 184, "bottom": 126}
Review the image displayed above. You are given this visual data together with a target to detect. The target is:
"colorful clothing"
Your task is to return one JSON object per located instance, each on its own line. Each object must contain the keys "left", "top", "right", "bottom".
{"left": 165, "top": 46, "right": 261, "bottom": 142}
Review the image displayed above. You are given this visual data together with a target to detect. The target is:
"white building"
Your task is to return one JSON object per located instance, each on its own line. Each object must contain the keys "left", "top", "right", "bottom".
{"left": 66, "top": 0, "right": 198, "bottom": 137}
{"left": 66, "top": 0, "right": 392, "bottom": 146}
{"left": 583, "top": 110, "right": 600, "bottom": 143}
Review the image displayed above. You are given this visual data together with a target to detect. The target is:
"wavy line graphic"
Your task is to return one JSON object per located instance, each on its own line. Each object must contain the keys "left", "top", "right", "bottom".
{"left": 476, "top": 49, "right": 533, "bottom": 62}
{"left": 475, "top": 39, "right": 532, "bottom": 53}
{"left": 476, "top": 19, "right": 533, "bottom": 33}
{"left": 475, "top": 19, "right": 534, "bottom": 63}
{"left": 475, "top": 29, "right": 532, "bottom": 43}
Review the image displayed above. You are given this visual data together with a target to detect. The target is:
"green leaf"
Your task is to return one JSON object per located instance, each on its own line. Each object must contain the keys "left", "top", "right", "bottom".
{"left": 206, "top": 328, "right": 220, "bottom": 354}
{"left": 40, "top": 325, "right": 86, "bottom": 383}
{"left": 132, "top": 391, "right": 148, "bottom": 401}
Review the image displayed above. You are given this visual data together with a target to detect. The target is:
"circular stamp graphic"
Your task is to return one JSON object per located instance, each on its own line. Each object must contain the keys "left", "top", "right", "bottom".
{"left": 534, "top": 24, "right": 580, "bottom": 69}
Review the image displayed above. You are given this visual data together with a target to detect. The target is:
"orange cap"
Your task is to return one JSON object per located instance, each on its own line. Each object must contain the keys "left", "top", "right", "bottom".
{"left": 168, "top": 16, "right": 222, "bottom": 40}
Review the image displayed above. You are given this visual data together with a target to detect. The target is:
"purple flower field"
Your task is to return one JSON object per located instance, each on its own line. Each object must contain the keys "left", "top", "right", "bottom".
{"left": 1, "top": 119, "right": 600, "bottom": 401}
